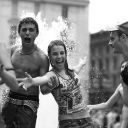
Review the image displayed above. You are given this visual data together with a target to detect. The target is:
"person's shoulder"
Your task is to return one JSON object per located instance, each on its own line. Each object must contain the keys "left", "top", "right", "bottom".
{"left": 47, "top": 70, "right": 59, "bottom": 79}
{"left": 35, "top": 46, "right": 48, "bottom": 60}
{"left": 47, "top": 70, "right": 60, "bottom": 86}
{"left": 36, "top": 46, "right": 45, "bottom": 54}
{"left": 47, "top": 70, "right": 56, "bottom": 76}
{"left": 45, "top": 70, "right": 59, "bottom": 83}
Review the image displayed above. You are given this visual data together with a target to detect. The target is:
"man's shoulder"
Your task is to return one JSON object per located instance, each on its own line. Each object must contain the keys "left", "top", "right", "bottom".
{"left": 46, "top": 70, "right": 56, "bottom": 76}
{"left": 35, "top": 46, "right": 49, "bottom": 63}
{"left": 36, "top": 46, "right": 47, "bottom": 56}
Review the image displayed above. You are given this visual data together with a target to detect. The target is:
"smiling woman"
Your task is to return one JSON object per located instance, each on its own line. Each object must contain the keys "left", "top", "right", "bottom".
{"left": 20, "top": 40, "right": 94, "bottom": 128}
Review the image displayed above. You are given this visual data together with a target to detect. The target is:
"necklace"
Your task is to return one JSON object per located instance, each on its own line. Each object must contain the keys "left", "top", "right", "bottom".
{"left": 19, "top": 45, "right": 37, "bottom": 55}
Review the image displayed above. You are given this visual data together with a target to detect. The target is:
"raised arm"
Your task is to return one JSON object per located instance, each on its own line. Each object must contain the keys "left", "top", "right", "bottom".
{"left": 72, "top": 56, "right": 87, "bottom": 74}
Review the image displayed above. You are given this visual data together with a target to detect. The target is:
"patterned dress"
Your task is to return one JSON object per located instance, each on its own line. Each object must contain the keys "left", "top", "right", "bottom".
{"left": 51, "top": 71, "right": 94, "bottom": 128}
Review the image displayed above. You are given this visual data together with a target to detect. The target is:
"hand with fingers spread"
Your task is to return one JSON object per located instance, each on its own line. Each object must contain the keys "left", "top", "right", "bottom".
{"left": 79, "top": 56, "right": 87, "bottom": 67}
{"left": 72, "top": 56, "right": 88, "bottom": 74}
{"left": 19, "top": 72, "right": 34, "bottom": 90}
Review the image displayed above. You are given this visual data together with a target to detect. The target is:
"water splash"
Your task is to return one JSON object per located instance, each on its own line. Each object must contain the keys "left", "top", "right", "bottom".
{"left": 35, "top": 12, "right": 76, "bottom": 55}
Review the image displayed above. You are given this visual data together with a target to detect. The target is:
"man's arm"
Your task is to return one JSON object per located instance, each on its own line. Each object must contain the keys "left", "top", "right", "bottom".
{"left": 0, "top": 43, "right": 19, "bottom": 91}
{"left": 88, "top": 84, "right": 121, "bottom": 111}
{"left": 0, "top": 64, "right": 19, "bottom": 91}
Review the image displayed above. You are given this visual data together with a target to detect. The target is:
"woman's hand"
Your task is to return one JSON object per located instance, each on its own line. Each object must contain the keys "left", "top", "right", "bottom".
{"left": 72, "top": 56, "right": 88, "bottom": 74}
{"left": 19, "top": 72, "right": 33, "bottom": 90}
{"left": 79, "top": 56, "right": 87, "bottom": 67}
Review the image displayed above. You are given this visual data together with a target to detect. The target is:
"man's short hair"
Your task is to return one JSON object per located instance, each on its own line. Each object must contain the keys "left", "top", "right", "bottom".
{"left": 18, "top": 17, "right": 39, "bottom": 35}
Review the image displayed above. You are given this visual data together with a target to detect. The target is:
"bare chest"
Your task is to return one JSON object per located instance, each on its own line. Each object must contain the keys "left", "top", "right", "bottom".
{"left": 11, "top": 51, "right": 40, "bottom": 77}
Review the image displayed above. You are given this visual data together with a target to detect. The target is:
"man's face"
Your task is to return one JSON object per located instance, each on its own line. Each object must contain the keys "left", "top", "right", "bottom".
{"left": 108, "top": 31, "right": 123, "bottom": 54}
{"left": 19, "top": 23, "right": 38, "bottom": 46}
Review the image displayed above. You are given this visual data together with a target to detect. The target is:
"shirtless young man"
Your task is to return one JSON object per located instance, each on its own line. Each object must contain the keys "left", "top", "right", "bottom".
{"left": 0, "top": 17, "right": 49, "bottom": 128}
{"left": 109, "top": 22, "right": 128, "bottom": 128}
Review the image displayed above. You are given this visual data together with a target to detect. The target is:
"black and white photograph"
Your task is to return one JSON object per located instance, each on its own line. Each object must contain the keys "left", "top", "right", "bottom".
{"left": 0, "top": 0, "right": 128, "bottom": 128}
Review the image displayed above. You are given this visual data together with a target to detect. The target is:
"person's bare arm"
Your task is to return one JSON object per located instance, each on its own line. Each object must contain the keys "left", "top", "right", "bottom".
{"left": 19, "top": 71, "right": 59, "bottom": 94}
{"left": 88, "top": 84, "right": 122, "bottom": 111}
{"left": 72, "top": 56, "right": 87, "bottom": 74}
{"left": 0, "top": 64, "right": 19, "bottom": 91}
{"left": 0, "top": 43, "right": 19, "bottom": 91}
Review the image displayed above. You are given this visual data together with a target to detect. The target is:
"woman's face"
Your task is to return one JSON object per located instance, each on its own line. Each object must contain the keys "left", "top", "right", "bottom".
{"left": 49, "top": 45, "right": 67, "bottom": 71}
